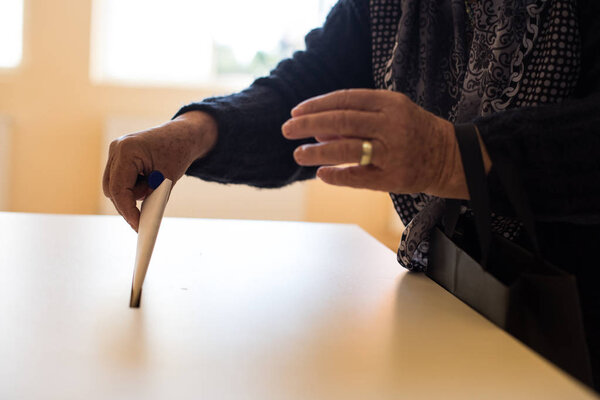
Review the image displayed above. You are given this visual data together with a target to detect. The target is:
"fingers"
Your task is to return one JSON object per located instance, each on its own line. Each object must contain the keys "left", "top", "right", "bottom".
{"left": 315, "top": 134, "right": 343, "bottom": 143}
{"left": 131, "top": 181, "right": 151, "bottom": 201}
{"left": 109, "top": 156, "right": 142, "bottom": 230}
{"left": 316, "top": 165, "right": 385, "bottom": 190}
{"left": 291, "top": 89, "right": 391, "bottom": 116}
{"left": 104, "top": 137, "right": 147, "bottom": 231}
{"left": 108, "top": 157, "right": 142, "bottom": 231}
{"left": 282, "top": 110, "right": 380, "bottom": 140}
{"left": 113, "top": 190, "right": 140, "bottom": 232}
{"left": 294, "top": 139, "right": 384, "bottom": 167}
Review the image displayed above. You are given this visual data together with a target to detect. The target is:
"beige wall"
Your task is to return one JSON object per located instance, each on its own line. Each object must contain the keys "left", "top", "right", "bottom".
{"left": 0, "top": 0, "right": 402, "bottom": 248}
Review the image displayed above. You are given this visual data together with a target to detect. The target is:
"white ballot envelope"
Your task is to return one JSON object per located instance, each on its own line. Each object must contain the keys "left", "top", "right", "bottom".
{"left": 129, "top": 174, "right": 173, "bottom": 308}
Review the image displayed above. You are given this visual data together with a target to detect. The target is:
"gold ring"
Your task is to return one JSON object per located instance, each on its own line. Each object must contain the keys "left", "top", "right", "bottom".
{"left": 359, "top": 140, "right": 373, "bottom": 166}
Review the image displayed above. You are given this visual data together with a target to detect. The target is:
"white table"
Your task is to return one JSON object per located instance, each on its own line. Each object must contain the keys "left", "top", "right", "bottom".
{"left": 0, "top": 212, "right": 597, "bottom": 399}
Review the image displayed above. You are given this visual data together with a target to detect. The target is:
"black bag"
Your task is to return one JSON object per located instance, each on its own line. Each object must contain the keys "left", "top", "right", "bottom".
{"left": 426, "top": 124, "right": 594, "bottom": 386}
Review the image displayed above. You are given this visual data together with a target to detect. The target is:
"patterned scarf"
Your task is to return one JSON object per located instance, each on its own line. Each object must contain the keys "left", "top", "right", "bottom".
{"left": 369, "top": 0, "right": 581, "bottom": 271}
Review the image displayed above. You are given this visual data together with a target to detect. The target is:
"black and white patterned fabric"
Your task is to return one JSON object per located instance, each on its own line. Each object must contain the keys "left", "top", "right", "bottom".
{"left": 369, "top": 0, "right": 581, "bottom": 271}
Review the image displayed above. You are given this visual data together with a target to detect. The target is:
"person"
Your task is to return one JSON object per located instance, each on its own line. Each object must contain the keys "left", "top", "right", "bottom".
{"left": 103, "top": 0, "right": 600, "bottom": 389}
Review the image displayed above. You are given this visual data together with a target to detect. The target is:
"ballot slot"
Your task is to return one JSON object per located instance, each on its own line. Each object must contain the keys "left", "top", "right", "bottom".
{"left": 130, "top": 171, "right": 173, "bottom": 308}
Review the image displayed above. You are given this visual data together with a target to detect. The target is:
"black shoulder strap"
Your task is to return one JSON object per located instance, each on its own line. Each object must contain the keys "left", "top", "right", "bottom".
{"left": 453, "top": 123, "right": 546, "bottom": 272}
{"left": 454, "top": 123, "right": 492, "bottom": 266}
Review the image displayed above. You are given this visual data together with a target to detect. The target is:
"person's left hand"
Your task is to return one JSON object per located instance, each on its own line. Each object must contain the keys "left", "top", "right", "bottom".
{"left": 282, "top": 89, "right": 470, "bottom": 199}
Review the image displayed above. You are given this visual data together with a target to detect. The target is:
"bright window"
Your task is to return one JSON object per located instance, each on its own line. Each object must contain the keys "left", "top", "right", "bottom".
{"left": 0, "top": 0, "right": 24, "bottom": 68}
{"left": 90, "top": 0, "right": 338, "bottom": 88}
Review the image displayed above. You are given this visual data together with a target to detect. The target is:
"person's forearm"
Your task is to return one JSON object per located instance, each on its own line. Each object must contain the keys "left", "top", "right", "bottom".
{"left": 172, "top": 110, "right": 218, "bottom": 164}
{"left": 424, "top": 121, "right": 492, "bottom": 200}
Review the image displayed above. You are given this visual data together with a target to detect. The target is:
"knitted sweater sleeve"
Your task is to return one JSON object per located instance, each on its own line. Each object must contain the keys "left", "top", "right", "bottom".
{"left": 174, "top": 0, "right": 373, "bottom": 188}
{"left": 475, "top": 0, "right": 600, "bottom": 222}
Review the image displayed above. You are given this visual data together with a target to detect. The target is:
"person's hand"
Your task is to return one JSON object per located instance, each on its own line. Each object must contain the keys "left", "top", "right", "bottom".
{"left": 102, "top": 111, "right": 217, "bottom": 231}
{"left": 282, "top": 89, "right": 490, "bottom": 199}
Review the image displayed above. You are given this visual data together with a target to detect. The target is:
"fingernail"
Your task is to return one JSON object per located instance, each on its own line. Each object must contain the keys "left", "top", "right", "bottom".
{"left": 316, "top": 167, "right": 324, "bottom": 179}
{"left": 293, "top": 146, "right": 304, "bottom": 162}
{"left": 292, "top": 102, "right": 308, "bottom": 116}
{"left": 282, "top": 121, "right": 291, "bottom": 138}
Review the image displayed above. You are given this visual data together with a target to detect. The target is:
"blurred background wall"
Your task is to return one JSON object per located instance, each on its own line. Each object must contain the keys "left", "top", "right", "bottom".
{"left": 0, "top": 0, "right": 403, "bottom": 249}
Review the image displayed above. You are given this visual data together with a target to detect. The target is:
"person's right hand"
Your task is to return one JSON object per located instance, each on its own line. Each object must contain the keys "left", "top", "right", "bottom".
{"left": 102, "top": 111, "right": 218, "bottom": 232}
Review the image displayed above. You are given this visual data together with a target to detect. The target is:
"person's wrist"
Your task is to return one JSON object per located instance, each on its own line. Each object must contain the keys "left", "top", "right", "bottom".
{"left": 425, "top": 119, "right": 469, "bottom": 199}
{"left": 173, "top": 110, "right": 218, "bottom": 163}
{"left": 428, "top": 122, "right": 493, "bottom": 200}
